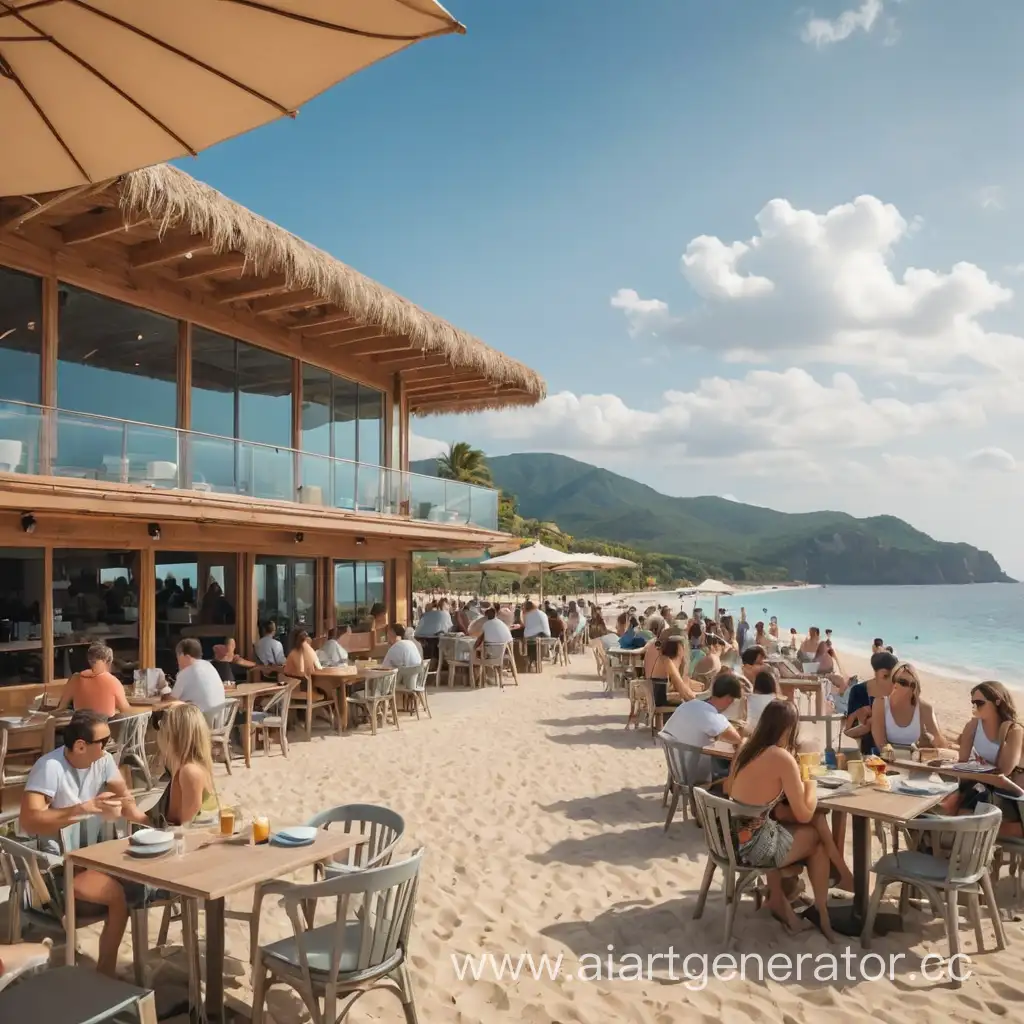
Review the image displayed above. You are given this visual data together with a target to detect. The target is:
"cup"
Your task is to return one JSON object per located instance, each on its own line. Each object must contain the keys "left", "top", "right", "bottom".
{"left": 173, "top": 827, "right": 186, "bottom": 857}
{"left": 848, "top": 760, "right": 865, "bottom": 785}
{"left": 799, "top": 760, "right": 811, "bottom": 782}
{"left": 252, "top": 815, "right": 270, "bottom": 844}
{"left": 219, "top": 805, "right": 237, "bottom": 837}
{"left": 835, "top": 752, "right": 848, "bottom": 771}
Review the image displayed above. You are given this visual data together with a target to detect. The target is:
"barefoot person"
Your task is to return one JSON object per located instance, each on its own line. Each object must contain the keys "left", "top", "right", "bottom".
{"left": 726, "top": 700, "right": 844, "bottom": 939}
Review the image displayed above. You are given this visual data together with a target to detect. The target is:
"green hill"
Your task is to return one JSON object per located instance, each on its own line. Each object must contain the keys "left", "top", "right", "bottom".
{"left": 412, "top": 452, "right": 1013, "bottom": 586}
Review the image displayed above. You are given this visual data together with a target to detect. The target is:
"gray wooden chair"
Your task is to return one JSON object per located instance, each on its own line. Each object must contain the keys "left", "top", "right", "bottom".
{"left": 658, "top": 733, "right": 714, "bottom": 831}
{"left": 476, "top": 641, "right": 518, "bottom": 690}
{"left": 691, "top": 787, "right": 771, "bottom": 943}
{"left": 0, "top": 724, "right": 32, "bottom": 802}
{"left": 203, "top": 697, "right": 240, "bottom": 773}
{"left": 861, "top": 804, "right": 1005, "bottom": 983}
{"left": 395, "top": 663, "right": 432, "bottom": 718}
{"left": 250, "top": 678, "right": 301, "bottom": 757}
{"left": 249, "top": 849, "right": 424, "bottom": 1024}
{"left": 107, "top": 710, "right": 153, "bottom": 790}
{"left": 0, "top": 964, "right": 158, "bottom": 1024}
{"left": 346, "top": 670, "right": 400, "bottom": 735}
{"left": 305, "top": 803, "right": 406, "bottom": 877}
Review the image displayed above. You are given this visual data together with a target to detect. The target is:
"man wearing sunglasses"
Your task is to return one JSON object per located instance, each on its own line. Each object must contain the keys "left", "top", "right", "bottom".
{"left": 20, "top": 709, "right": 149, "bottom": 976}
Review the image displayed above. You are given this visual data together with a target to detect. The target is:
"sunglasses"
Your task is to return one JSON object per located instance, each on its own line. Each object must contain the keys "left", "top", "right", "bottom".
{"left": 894, "top": 676, "right": 915, "bottom": 688}
{"left": 971, "top": 699, "right": 988, "bottom": 709}
{"left": 86, "top": 734, "right": 111, "bottom": 746}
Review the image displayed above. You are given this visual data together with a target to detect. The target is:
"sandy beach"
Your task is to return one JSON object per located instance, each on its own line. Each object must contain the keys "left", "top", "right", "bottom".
{"left": 68, "top": 652, "right": 1024, "bottom": 1023}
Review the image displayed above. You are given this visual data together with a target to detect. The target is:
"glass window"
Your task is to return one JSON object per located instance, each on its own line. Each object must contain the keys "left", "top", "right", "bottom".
{"left": 57, "top": 285, "right": 178, "bottom": 426}
{"left": 255, "top": 556, "right": 316, "bottom": 639}
{"left": 154, "top": 551, "right": 238, "bottom": 672}
{"left": 0, "top": 548, "right": 45, "bottom": 687}
{"left": 358, "top": 386, "right": 383, "bottom": 468}
{"left": 191, "top": 328, "right": 237, "bottom": 439}
{"left": 332, "top": 378, "right": 359, "bottom": 462}
{"left": 237, "top": 341, "right": 292, "bottom": 447}
{"left": 300, "top": 365, "right": 332, "bottom": 456}
{"left": 0, "top": 266, "right": 42, "bottom": 404}
{"left": 334, "top": 560, "right": 386, "bottom": 629}
{"left": 52, "top": 549, "right": 139, "bottom": 680}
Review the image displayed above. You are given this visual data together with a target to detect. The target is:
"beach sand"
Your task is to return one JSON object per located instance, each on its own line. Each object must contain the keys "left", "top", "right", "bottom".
{"left": 73, "top": 656, "right": 1024, "bottom": 1023}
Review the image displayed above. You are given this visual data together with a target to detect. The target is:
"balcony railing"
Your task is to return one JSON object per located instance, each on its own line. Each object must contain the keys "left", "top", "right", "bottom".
{"left": 0, "top": 399, "right": 499, "bottom": 531}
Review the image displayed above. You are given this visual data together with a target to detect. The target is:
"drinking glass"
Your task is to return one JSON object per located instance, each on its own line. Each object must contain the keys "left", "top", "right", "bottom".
{"left": 219, "top": 805, "right": 238, "bottom": 836}
{"left": 252, "top": 815, "right": 270, "bottom": 845}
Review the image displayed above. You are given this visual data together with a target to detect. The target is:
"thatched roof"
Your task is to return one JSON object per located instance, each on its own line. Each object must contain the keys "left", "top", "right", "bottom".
{"left": 111, "top": 164, "right": 544, "bottom": 412}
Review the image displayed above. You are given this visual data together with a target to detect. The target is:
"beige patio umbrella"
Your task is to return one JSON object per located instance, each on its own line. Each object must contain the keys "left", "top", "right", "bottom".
{"left": 0, "top": 0, "right": 464, "bottom": 196}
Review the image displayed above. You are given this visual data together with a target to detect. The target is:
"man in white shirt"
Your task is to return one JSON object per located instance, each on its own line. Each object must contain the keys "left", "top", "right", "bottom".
{"left": 478, "top": 607, "right": 514, "bottom": 645}
{"left": 254, "top": 620, "right": 285, "bottom": 665}
{"left": 381, "top": 622, "right": 423, "bottom": 669}
{"left": 317, "top": 626, "right": 351, "bottom": 667}
{"left": 20, "top": 710, "right": 149, "bottom": 976}
{"left": 522, "top": 600, "right": 550, "bottom": 638}
{"left": 171, "top": 637, "right": 226, "bottom": 712}
{"left": 414, "top": 600, "right": 453, "bottom": 637}
{"left": 661, "top": 673, "right": 744, "bottom": 782}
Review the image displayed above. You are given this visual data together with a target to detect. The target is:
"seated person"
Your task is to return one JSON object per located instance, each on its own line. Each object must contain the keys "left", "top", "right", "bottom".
{"left": 381, "top": 622, "right": 423, "bottom": 669}
{"left": 660, "top": 673, "right": 744, "bottom": 781}
{"left": 150, "top": 703, "right": 218, "bottom": 827}
{"left": 747, "top": 670, "right": 781, "bottom": 729}
{"left": 618, "top": 616, "right": 646, "bottom": 650}
{"left": 254, "top": 620, "right": 285, "bottom": 666}
{"left": 20, "top": 710, "right": 150, "bottom": 976}
{"left": 56, "top": 643, "right": 131, "bottom": 717}
{"left": 647, "top": 638, "right": 698, "bottom": 705}
{"left": 871, "top": 662, "right": 947, "bottom": 752}
{"left": 283, "top": 628, "right": 322, "bottom": 679}
{"left": 475, "top": 606, "right": 514, "bottom": 648}
{"left": 739, "top": 645, "right": 768, "bottom": 693}
{"left": 497, "top": 604, "right": 515, "bottom": 628}
{"left": 170, "top": 637, "right": 226, "bottom": 712}
{"left": 522, "top": 600, "right": 551, "bottom": 639}
{"left": 798, "top": 626, "right": 820, "bottom": 660}
{"left": 210, "top": 637, "right": 255, "bottom": 683}
{"left": 316, "top": 626, "right": 351, "bottom": 667}
{"left": 414, "top": 600, "right": 453, "bottom": 638}
{"left": 547, "top": 609, "right": 567, "bottom": 640}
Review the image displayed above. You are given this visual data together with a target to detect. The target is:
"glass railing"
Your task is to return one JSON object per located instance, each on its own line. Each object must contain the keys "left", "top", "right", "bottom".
{"left": 0, "top": 399, "right": 500, "bottom": 530}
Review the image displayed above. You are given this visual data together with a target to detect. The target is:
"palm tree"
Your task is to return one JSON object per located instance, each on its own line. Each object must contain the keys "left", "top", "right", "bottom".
{"left": 436, "top": 441, "right": 493, "bottom": 487}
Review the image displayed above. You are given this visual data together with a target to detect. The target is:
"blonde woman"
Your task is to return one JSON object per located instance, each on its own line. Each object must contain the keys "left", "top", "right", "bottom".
{"left": 152, "top": 704, "right": 218, "bottom": 827}
{"left": 870, "top": 662, "right": 947, "bottom": 752}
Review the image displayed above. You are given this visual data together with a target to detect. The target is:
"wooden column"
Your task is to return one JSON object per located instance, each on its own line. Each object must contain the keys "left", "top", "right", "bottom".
{"left": 40, "top": 276, "right": 59, "bottom": 473}
{"left": 291, "top": 358, "right": 302, "bottom": 499}
{"left": 234, "top": 551, "right": 249, "bottom": 655}
{"left": 320, "top": 556, "right": 333, "bottom": 638}
{"left": 177, "top": 321, "right": 192, "bottom": 484}
{"left": 394, "top": 375, "right": 408, "bottom": 472}
{"left": 393, "top": 556, "right": 411, "bottom": 626}
{"left": 137, "top": 547, "right": 156, "bottom": 668}
{"left": 41, "top": 547, "right": 54, "bottom": 685}
{"left": 246, "top": 553, "right": 258, "bottom": 656}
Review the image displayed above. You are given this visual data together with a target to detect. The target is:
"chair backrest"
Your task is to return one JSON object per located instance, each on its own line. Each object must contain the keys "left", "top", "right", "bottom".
{"left": 305, "top": 803, "right": 407, "bottom": 870}
{"left": 935, "top": 804, "right": 1003, "bottom": 883}
{"left": 658, "top": 733, "right": 715, "bottom": 790}
{"left": 0, "top": 833, "right": 60, "bottom": 919}
{"left": 692, "top": 786, "right": 771, "bottom": 872}
{"left": 272, "top": 848, "right": 424, "bottom": 981}
{"left": 481, "top": 642, "right": 511, "bottom": 667}
{"left": 396, "top": 664, "right": 428, "bottom": 692}
{"left": 107, "top": 711, "right": 151, "bottom": 760}
{"left": 364, "top": 670, "right": 398, "bottom": 699}
{"left": 204, "top": 698, "right": 239, "bottom": 734}
{"left": 260, "top": 678, "right": 300, "bottom": 716}
{"left": 438, "top": 636, "right": 457, "bottom": 661}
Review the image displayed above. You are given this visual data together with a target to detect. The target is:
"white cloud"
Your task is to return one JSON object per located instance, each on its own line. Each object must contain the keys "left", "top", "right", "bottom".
{"left": 801, "top": 0, "right": 885, "bottom": 47}
{"left": 615, "top": 194, "right": 1017, "bottom": 378}
{"left": 966, "top": 447, "right": 1017, "bottom": 472}
{"left": 976, "top": 185, "right": 1005, "bottom": 211}
{"left": 408, "top": 433, "right": 448, "bottom": 461}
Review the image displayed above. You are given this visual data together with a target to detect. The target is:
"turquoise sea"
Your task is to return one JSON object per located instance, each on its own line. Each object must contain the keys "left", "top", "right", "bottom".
{"left": 733, "top": 583, "right": 1024, "bottom": 688}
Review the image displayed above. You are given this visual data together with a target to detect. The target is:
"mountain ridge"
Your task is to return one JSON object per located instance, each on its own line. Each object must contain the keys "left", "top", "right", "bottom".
{"left": 411, "top": 452, "right": 1013, "bottom": 586}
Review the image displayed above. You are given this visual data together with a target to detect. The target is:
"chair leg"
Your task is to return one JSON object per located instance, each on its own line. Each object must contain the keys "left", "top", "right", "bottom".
{"left": 945, "top": 889, "right": 962, "bottom": 987}
{"left": 391, "top": 696, "right": 401, "bottom": 729}
{"left": 130, "top": 906, "right": 149, "bottom": 987}
{"left": 664, "top": 789, "right": 680, "bottom": 833}
{"left": 221, "top": 739, "right": 232, "bottom": 776}
{"left": 861, "top": 877, "right": 887, "bottom": 949}
{"left": 981, "top": 872, "right": 1007, "bottom": 951}
{"left": 156, "top": 901, "right": 175, "bottom": 946}
{"left": 662, "top": 773, "right": 671, "bottom": 808}
{"left": 251, "top": 955, "right": 269, "bottom": 1024}
{"left": 421, "top": 691, "right": 432, "bottom": 719}
{"left": 722, "top": 870, "right": 739, "bottom": 944}
{"left": 693, "top": 859, "right": 716, "bottom": 920}
{"left": 967, "top": 892, "right": 985, "bottom": 953}
{"left": 369, "top": 701, "right": 378, "bottom": 736}
{"left": 393, "top": 962, "right": 420, "bottom": 1024}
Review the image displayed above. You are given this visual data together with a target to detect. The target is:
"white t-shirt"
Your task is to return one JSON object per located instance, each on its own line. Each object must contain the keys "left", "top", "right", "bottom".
{"left": 481, "top": 618, "right": 514, "bottom": 645}
{"left": 523, "top": 609, "right": 551, "bottom": 638}
{"left": 26, "top": 746, "right": 120, "bottom": 809}
{"left": 254, "top": 635, "right": 285, "bottom": 665}
{"left": 415, "top": 609, "right": 453, "bottom": 637}
{"left": 317, "top": 638, "right": 349, "bottom": 667}
{"left": 171, "top": 659, "right": 226, "bottom": 711}
{"left": 599, "top": 633, "right": 618, "bottom": 652}
{"left": 382, "top": 638, "right": 423, "bottom": 669}
{"left": 662, "top": 698, "right": 731, "bottom": 748}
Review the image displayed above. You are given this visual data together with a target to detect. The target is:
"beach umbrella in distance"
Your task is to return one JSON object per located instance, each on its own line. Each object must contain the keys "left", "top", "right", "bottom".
{"left": 694, "top": 577, "right": 734, "bottom": 620}
{"left": 477, "top": 542, "right": 600, "bottom": 601}
{"left": 568, "top": 552, "right": 638, "bottom": 602}
{"left": 0, "top": 0, "right": 464, "bottom": 196}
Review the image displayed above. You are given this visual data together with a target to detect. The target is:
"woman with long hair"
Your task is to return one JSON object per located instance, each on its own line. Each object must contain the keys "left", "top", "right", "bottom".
{"left": 153, "top": 704, "right": 217, "bottom": 827}
{"left": 648, "top": 638, "right": 697, "bottom": 706}
{"left": 727, "top": 700, "right": 848, "bottom": 939}
{"left": 870, "top": 662, "right": 947, "bottom": 752}
{"left": 284, "top": 627, "right": 321, "bottom": 679}
{"left": 691, "top": 634, "right": 726, "bottom": 686}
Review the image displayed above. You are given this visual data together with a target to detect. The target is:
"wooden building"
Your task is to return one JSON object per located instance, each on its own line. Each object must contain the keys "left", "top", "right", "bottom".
{"left": 0, "top": 165, "right": 543, "bottom": 712}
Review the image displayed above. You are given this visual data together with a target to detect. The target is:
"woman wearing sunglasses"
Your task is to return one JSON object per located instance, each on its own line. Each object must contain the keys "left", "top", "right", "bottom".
{"left": 870, "top": 662, "right": 948, "bottom": 754}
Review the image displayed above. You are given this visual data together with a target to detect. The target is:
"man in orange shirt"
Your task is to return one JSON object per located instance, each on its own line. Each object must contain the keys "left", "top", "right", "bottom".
{"left": 56, "top": 643, "right": 131, "bottom": 717}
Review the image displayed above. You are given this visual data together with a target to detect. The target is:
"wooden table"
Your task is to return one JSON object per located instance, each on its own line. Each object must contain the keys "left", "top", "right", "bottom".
{"left": 225, "top": 681, "right": 287, "bottom": 768}
{"left": 778, "top": 677, "right": 826, "bottom": 716}
{"left": 309, "top": 666, "right": 361, "bottom": 733}
{"left": 65, "top": 826, "right": 366, "bottom": 1023}
{"left": 891, "top": 758, "right": 1023, "bottom": 794}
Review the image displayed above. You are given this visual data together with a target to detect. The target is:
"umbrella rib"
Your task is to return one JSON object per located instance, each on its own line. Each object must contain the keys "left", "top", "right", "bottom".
{"left": 217, "top": 0, "right": 461, "bottom": 41}
{"left": 0, "top": 42, "right": 89, "bottom": 182}
{"left": 1, "top": 1, "right": 199, "bottom": 156}
{"left": 68, "top": 0, "right": 293, "bottom": 116}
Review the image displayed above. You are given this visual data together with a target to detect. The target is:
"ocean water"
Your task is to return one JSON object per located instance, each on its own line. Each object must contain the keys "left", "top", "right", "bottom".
{"left": 720, "top": 583, "right": 1024, "bottom": 688}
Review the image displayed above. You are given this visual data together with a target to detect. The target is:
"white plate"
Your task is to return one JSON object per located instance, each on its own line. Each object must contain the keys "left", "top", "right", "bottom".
{"left": 892, "top": 780, "right": 950, "bottom": 796}
{"left": 270, "top": 834, "right": 314, "bottom": 848}
{"left": 130, "top": 828, "right": 174, "bottom": 846}
{"left": 127, "top": 842, "right": 173, "bottom": 858}
{"left": 276, "top": 826, "right": 317, "bottom": 843}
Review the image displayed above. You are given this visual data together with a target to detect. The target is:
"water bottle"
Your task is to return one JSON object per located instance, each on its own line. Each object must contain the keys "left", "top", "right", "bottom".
{"left": 824, "top": 747, "right": 837, "bottom": 770}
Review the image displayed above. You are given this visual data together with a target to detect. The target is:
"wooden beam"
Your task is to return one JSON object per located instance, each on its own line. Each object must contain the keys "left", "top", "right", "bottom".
{"left": 138, "top": 547, "right": 156, "bottom": 668}
{"left": 42, "top": 546, "right": 54, "bottom": 686}
{"left": 0, "top": 180, "right": 111, "bottom": 233}
{"left": 249, "top": 288, "right": 322, "bottom": 314}
{"left": 332, "top": 338, "right": 412, "bottom": 360}
{"left": 311, "top": 324, "right": 387, "bottom": 343}
{"left": 60, "top": 207, "right": 141, "bottom": 244}
{"left": 410, "top": 394, "right": 532, "bottom": 412}
{"left": 129, "top": 233, "right": 210, "bottom": 269}
{"left": 177, "top": 250, "right": 248, "bottom": 281}
{"left": 286, "top": 310, "right": 358, "bottom": 332}
{"left": 404, "top": 372, "right": 486, "bottom": 391}
{"left": 373, "top": 352, "right": 448, "bottom": 371}
{"left": 176, "top": 320, "right": 192, "bottom": 430}
{"left": 40, "top": 276, "right": 58, "bottom": 472}
{"left": 214, "top": 274, "right": 291, "bottom": 303}
{"left": 408, "top": 382, "right": 498, "bottom": 400}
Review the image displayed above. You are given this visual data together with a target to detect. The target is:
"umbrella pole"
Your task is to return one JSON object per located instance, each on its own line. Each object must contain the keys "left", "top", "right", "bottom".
{"left": 593, "top": 569, "right": 597, "bottom": 603}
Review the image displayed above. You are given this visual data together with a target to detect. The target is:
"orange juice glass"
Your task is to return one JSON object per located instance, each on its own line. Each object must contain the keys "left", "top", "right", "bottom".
{"left": 253, "top": 815, "right": 270, "bottom": 844}
{"left": 219, "top": 806, "right": 236, "bottom": 836}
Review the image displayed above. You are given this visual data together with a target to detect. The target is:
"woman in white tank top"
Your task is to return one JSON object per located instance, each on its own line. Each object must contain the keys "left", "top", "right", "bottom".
{"left": 870, "top": 663, "right": 947, "bottom": 753}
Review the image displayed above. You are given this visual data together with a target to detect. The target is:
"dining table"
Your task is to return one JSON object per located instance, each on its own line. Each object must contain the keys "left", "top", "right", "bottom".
{"left": 308, "top": 665, "right": 363, "bottom": 733}
{"left": 224, "top": 681, "right": 291, "bottom": 768}
{"left": 64, "top": 825, "right": 366, "bottom": 1023}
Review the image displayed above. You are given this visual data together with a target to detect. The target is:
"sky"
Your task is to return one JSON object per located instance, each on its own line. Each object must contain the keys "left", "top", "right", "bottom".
{"left": 182, "top": 0, "right": 1024, "bottom": 578}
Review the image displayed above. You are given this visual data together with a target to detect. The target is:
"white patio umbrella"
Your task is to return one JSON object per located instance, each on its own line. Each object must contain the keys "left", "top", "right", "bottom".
{"left": 477, "top": 542, "right": 600, "bottom": 601}
{"left": 693, "top": 578, "right": 734, "bottom": 621}
{"left": 569, "top": 552, "right": 638, "bottom": 602}
{"left": 0, "top": 0, "right": 463, "bottom": 195}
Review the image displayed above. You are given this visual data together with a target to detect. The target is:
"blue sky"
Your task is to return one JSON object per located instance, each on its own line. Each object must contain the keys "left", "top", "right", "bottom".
{"left": 183, "top": 1, "right": 1024, "bottom": 575}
